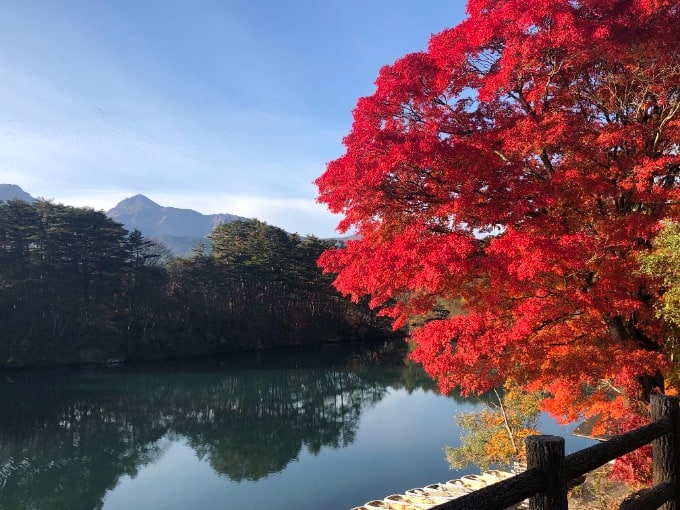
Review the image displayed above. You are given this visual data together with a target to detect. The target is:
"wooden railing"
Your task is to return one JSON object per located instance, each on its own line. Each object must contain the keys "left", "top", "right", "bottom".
{"left": 430, "top": 394, "right": 680, "bottom": 510}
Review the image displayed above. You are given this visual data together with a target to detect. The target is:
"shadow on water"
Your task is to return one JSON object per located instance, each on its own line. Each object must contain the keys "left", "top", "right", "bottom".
{"left": 0, "top": 340, "right": 465, "bottom": 510}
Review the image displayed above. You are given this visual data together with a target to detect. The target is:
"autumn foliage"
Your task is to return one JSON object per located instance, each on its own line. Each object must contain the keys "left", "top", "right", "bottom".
{"left": 446, "top": 383, "right": 541, "bottom": 471}
{"left": 315, "top": 0, "right": 680, "bottom": 460}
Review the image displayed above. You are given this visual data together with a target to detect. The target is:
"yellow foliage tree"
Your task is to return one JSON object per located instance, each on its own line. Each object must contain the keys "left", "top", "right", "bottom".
{"left": 638, "top": 221, "right": 680, "bottom": 393}
{"left": 446, "top": 382, "right": 541, "bottom": 471}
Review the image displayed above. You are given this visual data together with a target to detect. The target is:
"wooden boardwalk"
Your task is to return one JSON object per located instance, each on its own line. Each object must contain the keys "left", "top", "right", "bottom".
{"left": 351, "top": 470, "right": 527, "bottom": 510}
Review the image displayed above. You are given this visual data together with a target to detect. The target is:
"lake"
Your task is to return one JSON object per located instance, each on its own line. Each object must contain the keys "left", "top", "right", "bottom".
{"left": 0, "top": 341, "right": 594, "bottom": 510}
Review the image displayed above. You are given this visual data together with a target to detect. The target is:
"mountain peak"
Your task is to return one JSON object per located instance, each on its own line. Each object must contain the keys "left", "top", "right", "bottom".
{"left": 0, "top": 184, "right": 35, "bottom": 203}
{"left": 129, "top": 193, "right": 153, "bottom": 201}
{"left": 114, "top": 194, "right": 161, "bottom": 209}
{"left": 107, "top": 194, "right": 243, "bottom": 249}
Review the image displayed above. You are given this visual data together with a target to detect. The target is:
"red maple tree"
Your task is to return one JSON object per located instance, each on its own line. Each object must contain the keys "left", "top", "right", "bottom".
{"left": 316, "top": 0, "right": 680, "bottom": 442}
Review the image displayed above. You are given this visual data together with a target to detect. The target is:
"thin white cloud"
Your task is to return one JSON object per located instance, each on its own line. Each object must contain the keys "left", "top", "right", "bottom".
{"left": 148, "top": 192, "right": 342, "bottom": 238}
{"left": 56, "top": 189, "right": 341, "bottom": 238}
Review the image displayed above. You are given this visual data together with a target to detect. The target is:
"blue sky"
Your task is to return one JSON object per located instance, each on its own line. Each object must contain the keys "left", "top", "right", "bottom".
{"left": 0, "top": 1, "right": 467, "bottom": 237}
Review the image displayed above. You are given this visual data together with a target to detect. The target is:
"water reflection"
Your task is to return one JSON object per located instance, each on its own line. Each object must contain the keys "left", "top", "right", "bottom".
{"left": 0, "top": 342, "right": 451, "bottom": 510}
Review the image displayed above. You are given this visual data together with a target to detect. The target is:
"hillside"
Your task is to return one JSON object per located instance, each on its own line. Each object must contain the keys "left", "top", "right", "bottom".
{"left": 0, "top": 184, "right": 35, "bottom": 203}
{"left": 106, "top": 194, "right": 242, "bottom": 238}
{"left": 106, "top": 194, "right": 245, "bottom": 255}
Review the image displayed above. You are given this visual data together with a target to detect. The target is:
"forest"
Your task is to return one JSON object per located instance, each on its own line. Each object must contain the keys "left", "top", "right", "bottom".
{"left": 0, "top": 199, "right": 393, "bottom": 367}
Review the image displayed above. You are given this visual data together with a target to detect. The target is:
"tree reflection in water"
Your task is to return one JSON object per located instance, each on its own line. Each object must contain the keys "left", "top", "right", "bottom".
{"left": 0, "top": 341, "right": 443, "bottom": 510}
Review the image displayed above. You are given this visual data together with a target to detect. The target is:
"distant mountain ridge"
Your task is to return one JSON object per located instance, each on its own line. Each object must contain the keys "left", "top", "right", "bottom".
{"left": 107, "top": 194, "right": 245, "bottom": 255}
{"left": 106, "top": 194, "right": 242, "bottom": 239}
{"left": 0, "top": 185, "right": 245, "bottom": 256}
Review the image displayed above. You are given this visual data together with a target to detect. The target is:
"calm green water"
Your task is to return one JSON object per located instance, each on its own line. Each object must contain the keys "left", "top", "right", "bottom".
{"left": 0, "top": 342, "right": 593, "bottom": 510}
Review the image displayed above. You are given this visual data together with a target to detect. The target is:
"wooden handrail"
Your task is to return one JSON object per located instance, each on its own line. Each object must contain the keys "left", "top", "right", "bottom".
{"left": 429, "top": 394, "right": 680, "bottom": 510}
{"left": 564, "top": 416, "right": 672, "bottom": 481}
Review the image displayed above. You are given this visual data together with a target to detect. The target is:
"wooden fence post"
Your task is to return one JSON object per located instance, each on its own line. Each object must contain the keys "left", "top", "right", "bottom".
{"left": 651, "top": 394, "right": 680, "bottom": 510}
{"left": 526, "top": 435, "right": 567, "bottom": 510}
